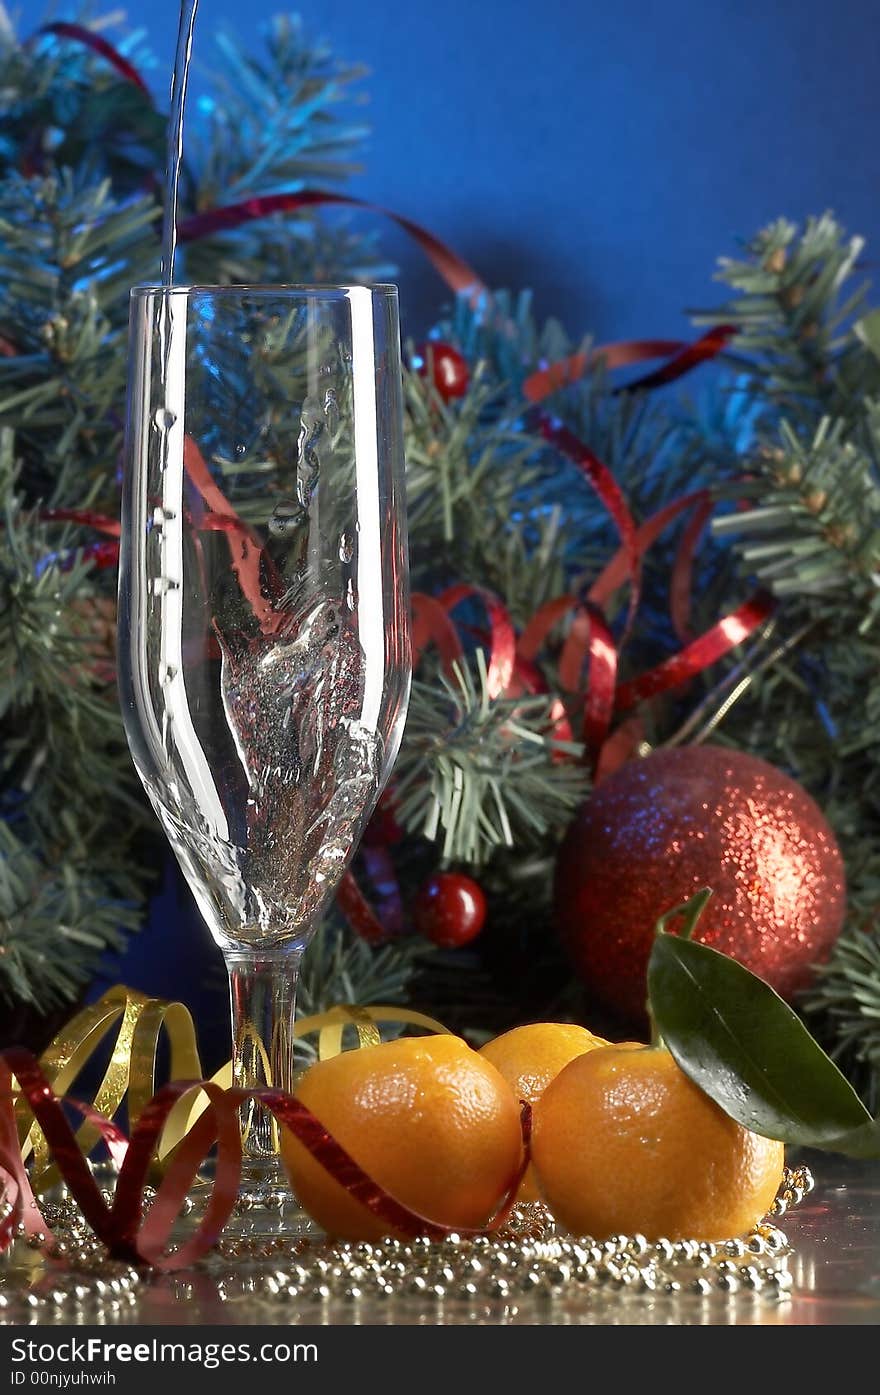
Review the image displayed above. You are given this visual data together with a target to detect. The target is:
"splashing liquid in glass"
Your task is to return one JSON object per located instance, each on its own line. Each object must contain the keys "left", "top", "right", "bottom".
{"left": 146, "top": 18, "right": 381, "bottom": 946}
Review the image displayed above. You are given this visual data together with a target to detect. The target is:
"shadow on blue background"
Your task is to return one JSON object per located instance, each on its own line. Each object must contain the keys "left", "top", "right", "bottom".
{"left": 137, "top": 0, "right": 879, "bottom": 340}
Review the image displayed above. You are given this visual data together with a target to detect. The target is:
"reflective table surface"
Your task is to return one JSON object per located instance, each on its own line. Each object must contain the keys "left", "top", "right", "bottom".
{"left": 2, "top": 1154, "right": 878, "bottom": 1325}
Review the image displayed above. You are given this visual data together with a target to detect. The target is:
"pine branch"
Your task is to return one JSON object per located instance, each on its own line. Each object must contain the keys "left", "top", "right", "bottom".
{"left": 0, "top": 435, "right": 154, "bottom": 1009}
{"left": 0, "top": 816, "right": 140, "bottom": 1011}
{"left": 438, "top": 288, "right": 576, "bottom": 390}
{"left": 0, "top": 6, "right": 389, "bottom": 1014}
{"left": 178, "top": 14, "right": 388, "bottom": 287}
{"left": 0, "top": 170, "right": 156, "bottom": 508}
{"left": 188, "top": 15, "right": 369, "bottom": 206}
{"left": 695, "top": 213, "right": 879, "bottom": 419}
{"left": 802, "top": 924, "right": 880, "bottom": 1111}
{"left": 403, "top": 364, "right": 544, "bottom": 550}
{"left": 403, "top": 363, "right": 624, "bottom": 623}
{"left": 712, "top": 417, "right": 880, "bottom": 613}
{"left": 395, "top": 655, "right": 588, "bottom": 867}
{"left": 295, "top": 916, "right": 429, "bottom": 1061}
{"left": 0, "top": 14, "right": 164, "bottom": 195}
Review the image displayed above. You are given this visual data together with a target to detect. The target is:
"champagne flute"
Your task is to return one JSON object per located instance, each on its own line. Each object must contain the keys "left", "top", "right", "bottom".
{"left": 117, "top": 285, "right": 411, "bottom": 1221}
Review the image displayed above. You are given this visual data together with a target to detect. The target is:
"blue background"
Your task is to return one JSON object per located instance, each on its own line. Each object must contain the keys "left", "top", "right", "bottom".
{"left": 109, "top": 0, "right": 878, "bottom": 1043}
{"left": 141, "top": 0, "right": 880, "bottom": 340}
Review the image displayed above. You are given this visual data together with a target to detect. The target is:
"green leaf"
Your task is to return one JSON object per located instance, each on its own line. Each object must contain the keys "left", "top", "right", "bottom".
{"left": 648, "top": 920, "right": 880, "bottom": 1156}
{"left": 654, "top": 887, "right": 714, "bottom": 939}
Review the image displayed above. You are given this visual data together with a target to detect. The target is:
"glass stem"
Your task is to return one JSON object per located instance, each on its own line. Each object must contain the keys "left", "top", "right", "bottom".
{"left": 227, "top": 950, "right": 302, "bottom": 1171}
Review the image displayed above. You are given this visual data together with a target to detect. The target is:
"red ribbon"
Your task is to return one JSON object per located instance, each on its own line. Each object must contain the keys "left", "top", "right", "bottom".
{"left": 335, "top": 871, "right": 388, "bottom": 947}
{"left": 518, "top": 596, "right": 616, "bottom": 766}
{"left": 411, "top": 586, "right": 519, "bottom": 701}
{"left": 182, "top": 437, "right": 284, "bottom": 635}
{"left": 615, "top": 591, "right": 775, "bottom": 711}
{"left": 437, "top": 584, "right": 516, "bottom": 699}
{"left": 177, "top": 193, "right": 486, "bottom": 300}
{"left": 594, "top": 716, "right": 646, "bottom": 783}
{"left": 574, "top": 606, "right": 618, "bottom": 761}
{"left": 616, "top": 324, "right": 739, "bottom": 394}
{"left": 267, "top": 1090, "right": 530, "bottom": 1243}
{"left": 75, "top": 538, "right": 120, "bottom": 571}
{"left": 41, "top": 510, "right": 122, "bottom": 572}
{"left": 1, "top": 1049, "right": 530, "bottom": 1267}
{"left": 589, "top": 490, "right": 711, "bottom": 610}
{"left": 40, "top": 509, "right": 121, "bottom": 538}
{"left": 524, "top": 341, "right": 686, "bottom": 402}
{"left": 535, "top": 416, "right": 641, "bottom": 637}
{"left": 36, "top": 22, "right": 152, "bottom": 95}
{"left": 522, "top": 326, "right": 737, "bottom": 403}
{"left": 411, "top": 592, "right": 466, "bottom": 674}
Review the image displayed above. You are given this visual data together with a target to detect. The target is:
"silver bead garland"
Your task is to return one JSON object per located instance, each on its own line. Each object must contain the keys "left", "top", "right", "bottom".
{"left": 0, "top": 1163, "right": 812, "bottom": 1320}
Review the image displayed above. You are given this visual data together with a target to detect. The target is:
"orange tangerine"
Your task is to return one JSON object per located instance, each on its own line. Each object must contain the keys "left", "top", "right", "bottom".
{"left": 532, "top": 1044, "right": 785, "bottom": 1240}
{"left": 479, "top": 1022, "right": 609, "bottom": 1199}
{"left": 280, "top": 1034, "right": 522, "bottom": 1240}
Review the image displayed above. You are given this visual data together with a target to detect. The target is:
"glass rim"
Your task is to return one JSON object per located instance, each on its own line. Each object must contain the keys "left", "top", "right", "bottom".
{"left": 130, "top": 282, "right": 399, "bottom": 298}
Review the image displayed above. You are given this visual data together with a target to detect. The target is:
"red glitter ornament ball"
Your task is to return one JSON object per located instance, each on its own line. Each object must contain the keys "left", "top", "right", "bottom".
{"left": 554, "top": 745, "right": 846, "bottom": 1022}
{"left": 414, "top": 872, "right": 487, "bottom": 948}
{"left": 417, "top": 341, "right": 470, "bottom": 402}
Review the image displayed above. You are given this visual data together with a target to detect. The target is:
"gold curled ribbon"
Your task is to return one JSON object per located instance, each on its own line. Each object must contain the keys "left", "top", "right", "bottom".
{"left": 160, "top": 1002, "right": 453, "bottom": 1159}
{"left": 22, "top": 987, "right": 201, "bottom": 1188}
{"left": 17, "top": 988, "right": 451, "bottom": 1175}
{"left": 304, "top": 1002, "right": 453, "bottom": 1059}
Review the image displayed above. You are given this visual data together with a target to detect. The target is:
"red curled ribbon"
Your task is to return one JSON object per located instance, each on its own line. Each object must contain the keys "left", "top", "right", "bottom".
{"left": 182, "top": 437, "right": 283, "bottom": 635}
{"left": 0, "top": 1049, "right": 531, "bottom": 1267}
{"left": 615, "top": 591, "right": 776, "bottom": 711}
{"left": 518, "top": 595, "right": 617, "bottom": 767}
{"left": 41, "top": 510, "right": 122, "bottom": 572}
{"left": 523, "top": 340, "right": 687, "bottom": 402}
{"left": 535, "top": 415, "right": 642, "bottom": 638}
{"left": 177, "top": 192, "right": 486, "bottom": 300}
{"left": 522, "top": 326, "right": 738, "bottom": 404}
{"left": 1, "top": 1051, "right": 129, "bottom": 1252}
{"left": 336, "top": 871, "right": 389, "bottom": 947}
{"left": 616, "top": 324, "right": 739, "bottom": 394}
{"left": 411, "top": 592, "right": 466, "bottom": 674}
{"left": 72, "top": 541, "right": 121, "bottom": 572}
{"left": 411, "top": 586, "right": 519, "bottom": 700}
{"left": 36, "top": 22, "right": 152, "bottom": 95}
{"left": 574, "top": 606, "right": 618, "bottom": 762}
{"left": 40, "top": 509, "right": 121, "bottom": 538}
{"left": 588, "top": 489, "right": 712, "bottom": 611}
{"left": 437, "top": 583, "right": 517, "bottom": 699}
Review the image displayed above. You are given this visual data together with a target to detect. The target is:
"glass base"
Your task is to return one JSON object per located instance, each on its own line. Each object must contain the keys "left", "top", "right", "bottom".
{"left": 192, "top": 1157, "right": 318, "bottom": 1242}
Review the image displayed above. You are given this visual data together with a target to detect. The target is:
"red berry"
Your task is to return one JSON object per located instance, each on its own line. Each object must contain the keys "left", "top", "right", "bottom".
{"left": 413, "top": 872, "right": 486, "bottom": 948}
{"left": 417, "top": 341, "right": 469, "bottom": 402}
